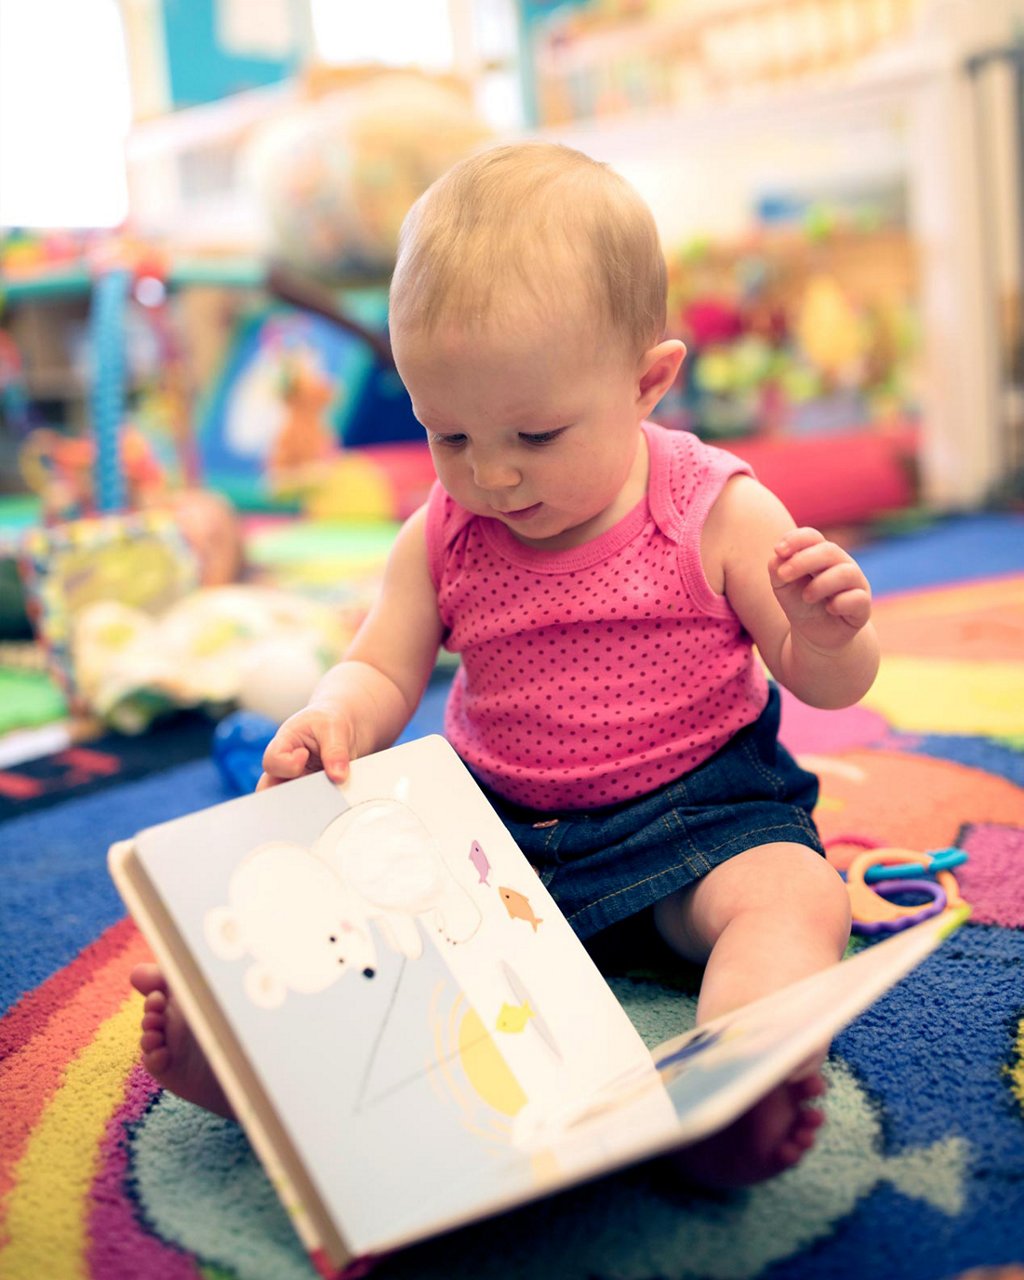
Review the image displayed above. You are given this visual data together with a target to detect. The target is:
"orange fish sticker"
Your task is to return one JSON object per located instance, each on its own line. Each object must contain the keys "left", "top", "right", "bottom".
{"left": 499, "top": 886, "right": 543, "bottom": 931}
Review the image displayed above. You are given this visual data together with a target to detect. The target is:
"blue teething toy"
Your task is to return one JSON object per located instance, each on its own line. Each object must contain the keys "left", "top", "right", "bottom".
{"left": 863, "top": 846, "right": 967, "bottom": 884}
{"left": 212, "top": 710, "right": 277, "bottom": 795}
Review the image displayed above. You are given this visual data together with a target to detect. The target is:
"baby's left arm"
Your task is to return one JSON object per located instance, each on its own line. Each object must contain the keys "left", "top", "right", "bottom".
{"left": 704, "top": 477, "right": 879, "bottom": 709}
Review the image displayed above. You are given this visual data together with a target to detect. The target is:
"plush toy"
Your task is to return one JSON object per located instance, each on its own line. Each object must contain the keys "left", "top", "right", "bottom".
{"left": 69, "top": 585, "right": 348, "bottom": 733}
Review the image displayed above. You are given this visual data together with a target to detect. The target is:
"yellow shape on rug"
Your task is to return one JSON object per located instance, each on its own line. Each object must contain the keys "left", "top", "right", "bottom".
{"left": 1009, "top": 1015, "right": 1024, "bottom": 1114}
{"left": 0, "top": 997, "right": 139, "bottom": 1279}
{"left": 862, "top": 656, "right": 1024, "bottom": 740}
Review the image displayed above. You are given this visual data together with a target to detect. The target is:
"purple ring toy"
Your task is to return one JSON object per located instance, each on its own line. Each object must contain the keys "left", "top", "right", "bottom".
{"left": 851, "top": 878, "right": 948, "bottom": 937}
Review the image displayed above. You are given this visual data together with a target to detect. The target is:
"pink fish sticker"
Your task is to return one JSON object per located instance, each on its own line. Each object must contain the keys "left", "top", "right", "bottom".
{"left": 500, "top": 886, "right": 543, "bottom": 932}
{"left": 469, "top": 839, "right": 491, "bottom": 885}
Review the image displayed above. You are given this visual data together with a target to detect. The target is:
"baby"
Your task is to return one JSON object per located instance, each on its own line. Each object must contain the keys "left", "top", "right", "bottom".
{"left": 133, "top": 142, "right": 878, "bottom": 1187}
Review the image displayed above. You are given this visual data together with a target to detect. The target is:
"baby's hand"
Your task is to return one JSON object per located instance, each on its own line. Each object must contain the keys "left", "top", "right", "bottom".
{"left": 257, "top": 707, "right": 355, "bottom": 791}
{"left": 769, "top": 528, "right": 872, "bottom": 652}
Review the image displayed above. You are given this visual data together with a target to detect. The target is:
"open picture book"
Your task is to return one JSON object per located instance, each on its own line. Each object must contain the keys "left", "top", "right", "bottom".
{"left": 108, "top": 734, "right": 967, "bottom": 1279}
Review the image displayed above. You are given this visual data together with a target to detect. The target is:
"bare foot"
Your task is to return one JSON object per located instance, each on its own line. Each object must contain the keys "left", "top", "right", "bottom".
{"left": 668, "top": 1071, "right": 827, "bottom": 1190}
{"left": 130, "top": 963, "right": 235, "bottom": 1119}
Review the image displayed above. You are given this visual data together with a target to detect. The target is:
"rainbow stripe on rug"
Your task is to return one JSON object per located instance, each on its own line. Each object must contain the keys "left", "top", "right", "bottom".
{"left": 2, "top": 548, "right": 1023, "bottom": 1280}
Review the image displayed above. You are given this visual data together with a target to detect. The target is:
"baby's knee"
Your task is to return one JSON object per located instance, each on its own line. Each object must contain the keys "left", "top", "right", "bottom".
{"left": 788, "top": 848, "right": 851, "bottom": 951}
{"left": 739, "top": 843, "right": 850, "bottom": 954}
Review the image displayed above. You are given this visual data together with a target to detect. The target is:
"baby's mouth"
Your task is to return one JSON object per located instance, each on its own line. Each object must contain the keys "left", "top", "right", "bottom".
{"left": 498, "top": 503, "right": 542, "bottom": 522}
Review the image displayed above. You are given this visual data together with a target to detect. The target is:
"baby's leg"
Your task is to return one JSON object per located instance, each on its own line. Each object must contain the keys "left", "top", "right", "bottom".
{"left": 653, "top": 842, "right": 851, "bottom": 1187}
{"left": 130, "top": 964, "right": 235, "bottom": 1118}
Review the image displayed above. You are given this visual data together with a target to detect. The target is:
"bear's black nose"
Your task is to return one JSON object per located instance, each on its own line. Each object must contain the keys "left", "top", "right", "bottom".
{"left": 362, "top": 967, "right": 376, "bottom": 979}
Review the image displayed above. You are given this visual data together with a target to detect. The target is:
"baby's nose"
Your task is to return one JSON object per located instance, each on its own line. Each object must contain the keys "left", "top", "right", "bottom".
{"left": 473, "top": 457, "right": 520, "bottom": 490}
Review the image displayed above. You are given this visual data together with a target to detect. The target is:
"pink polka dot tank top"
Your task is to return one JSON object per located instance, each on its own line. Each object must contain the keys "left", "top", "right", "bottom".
{"left": 426, "top": 422, "right": 769, "bottom": 811}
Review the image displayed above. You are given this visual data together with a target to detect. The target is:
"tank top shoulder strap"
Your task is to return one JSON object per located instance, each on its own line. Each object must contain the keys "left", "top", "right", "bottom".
{"left": 645, "top": 423, "right": 754, "bottom": 545}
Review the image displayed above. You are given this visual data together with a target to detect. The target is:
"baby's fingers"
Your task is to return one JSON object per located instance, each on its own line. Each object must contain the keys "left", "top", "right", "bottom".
{"left": 798, "top": 561, "right": 866, "bottom": 606}
{"left": 774, "top": 527, "right": 826, "bottom": 560}
{"left": 260, "top": 735, "right": 315, "bottom": 784}
{"left": 317, "top": 725, "right": 353, "bottom": 784}
{"left": 825, "top": 588, "right": 872, "bottom": 628}
{"left": 772, "top": 539, "right": 846, "bottom": 586}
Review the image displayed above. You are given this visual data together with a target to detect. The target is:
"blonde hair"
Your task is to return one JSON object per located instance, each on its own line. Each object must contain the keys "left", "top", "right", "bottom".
{"left": 389, "top": 143, "right": 667, "bottom": 356}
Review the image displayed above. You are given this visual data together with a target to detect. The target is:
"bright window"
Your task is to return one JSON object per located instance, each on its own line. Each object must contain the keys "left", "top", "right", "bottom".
{"left": 0, "top": 0, "right": 132, "bottom": 228}
{"left": 310, "top": 0, "right": 454, "bottom": 70}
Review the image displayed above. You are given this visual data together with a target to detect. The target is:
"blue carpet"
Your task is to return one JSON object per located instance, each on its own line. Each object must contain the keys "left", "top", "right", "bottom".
{"left": 854, "top": 511, "right": 1024, "bottom": 595}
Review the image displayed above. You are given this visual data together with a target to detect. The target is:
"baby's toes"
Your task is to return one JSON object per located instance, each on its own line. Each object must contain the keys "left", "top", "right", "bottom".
{"left": 791, "top": 1120, "right": 822, "bottom": 1151}
{"left": 140, "top": 1027, "right": 173, "bottom": 1076}
{"left": 130, "top": 963, "right": 166, "bottom": 998}
{"left": 142, "top": 989, "right": 167, "bottom": 1017}
{"left": 140, "top": 1028, "right": 166, "bottom": 1055}
{"left": 791, "top": 1072, "right": 827, "bottom": 1103}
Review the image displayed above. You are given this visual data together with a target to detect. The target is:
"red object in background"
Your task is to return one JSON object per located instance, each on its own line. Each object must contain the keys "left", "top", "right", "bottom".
{"left": 722, "top": 423, "right": 918, "bottom": 528}
{"left": 357, "top": 441, "right": 439, "bottom": 518}
{"left": 682, "top": 299, "right": 745, "bottom": 347}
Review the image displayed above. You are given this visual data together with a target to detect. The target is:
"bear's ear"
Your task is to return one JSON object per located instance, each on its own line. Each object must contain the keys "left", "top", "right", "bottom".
{"left": 244, "top": 964, "right": 287, "bottom": 1009}
{"left": 204, "top": 906, "right": 246, "bottom": 960}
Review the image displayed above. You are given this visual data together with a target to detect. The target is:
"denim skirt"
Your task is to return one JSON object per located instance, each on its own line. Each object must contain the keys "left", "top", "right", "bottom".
{"left": 477, "top": 685, "right": 824, "bottom": 940}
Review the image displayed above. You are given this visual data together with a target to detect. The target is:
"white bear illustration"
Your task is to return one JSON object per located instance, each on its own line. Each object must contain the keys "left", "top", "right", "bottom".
{"left": 204, "top": 798, "right": 480, "bottom": 1008}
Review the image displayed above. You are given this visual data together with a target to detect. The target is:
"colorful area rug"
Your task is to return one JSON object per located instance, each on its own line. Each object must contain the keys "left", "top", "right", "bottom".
{"left": 2, "top": 514, "right": 1023, "bottom": 1280}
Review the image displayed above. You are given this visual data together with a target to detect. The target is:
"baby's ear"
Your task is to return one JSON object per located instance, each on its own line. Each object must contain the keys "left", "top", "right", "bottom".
{"left": 637, "top": 340, "right": 686, "bottom": 410}
{"left": 244, "top": 964, "right": 287, "bottom": 1009}
{"left": 204, "top": 906, "right": 246, "bottom": 960}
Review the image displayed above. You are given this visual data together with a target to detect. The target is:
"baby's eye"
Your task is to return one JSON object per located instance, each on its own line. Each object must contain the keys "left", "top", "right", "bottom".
{"left": 429, "top": 432, "right": 467, "bottom": 448}
{"left": 519, "top": 429, "right": 565, "bottom": 446}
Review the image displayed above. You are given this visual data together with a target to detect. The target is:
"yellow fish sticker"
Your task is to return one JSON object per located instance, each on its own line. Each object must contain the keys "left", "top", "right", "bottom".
{"left": 496, "top": 1001, "right": 534, "bottom": 1034}
{"left": 500, "top": 886, "right": 543, "bottom": 932}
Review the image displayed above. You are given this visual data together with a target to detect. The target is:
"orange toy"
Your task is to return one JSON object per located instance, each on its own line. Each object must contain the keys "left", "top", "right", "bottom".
{"left": 845, "top": 847, "right": 966, "bottom": 936}
{"left": 267, "top": 352, "right": 336, "bottom": 484}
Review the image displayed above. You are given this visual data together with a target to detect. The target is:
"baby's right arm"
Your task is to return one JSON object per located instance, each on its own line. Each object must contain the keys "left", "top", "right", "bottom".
{"left": 259, "top": 505, "right": 444, "bottom": 788}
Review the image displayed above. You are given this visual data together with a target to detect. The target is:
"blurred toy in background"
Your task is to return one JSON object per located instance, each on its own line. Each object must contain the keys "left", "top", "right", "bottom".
{"left": 130, "top": 251, "right": 201, "bottom": 491}
{"left": 0, "top": 229, "right": 97, "bottom": 278}
{"left": 18, "top": 511, "right": 200, "bottom": 711}
{"left": 267, "top": 347, "right": 337, "bottom": 484}
{"left": 196, "top": 302, "right": 435, "bottom": 518}
{"left": 198, "top": 306, "right": 369, "bottom": 508}
{"left": 212, "top": 708, "right": 278, "bottom": 795}
{"left": 667, "top": 211, "right": 920, "bottom": 442}
{"left": 796, "top": 275, "right": 867, "bottom": 377}
{"left": 70, "top": 585, "right": 347, "bottom": 734}
{"left": 668, "top": 243, "right": 788, "bottom": 439}
{"left": 0, "top": 328, "right": 40, "bottom": 497}
{"left": 19, "top": 425, "right": 167, "bottom": 522}
{"left": 259, "top": 328, "right": 426, "bottom": 519}
{"left": 67, "top": 586, "right": 348, "bottom": 737}
{"left": 245, "top": 72, "right": 492, "bottom": 281}
{"left": 0, "top": 330, "right": 32, "bottom": 436}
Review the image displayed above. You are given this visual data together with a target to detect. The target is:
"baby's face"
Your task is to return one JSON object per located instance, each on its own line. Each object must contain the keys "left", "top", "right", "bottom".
{"left": 393, "top": 319, "right": 649, "bottom": 550}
